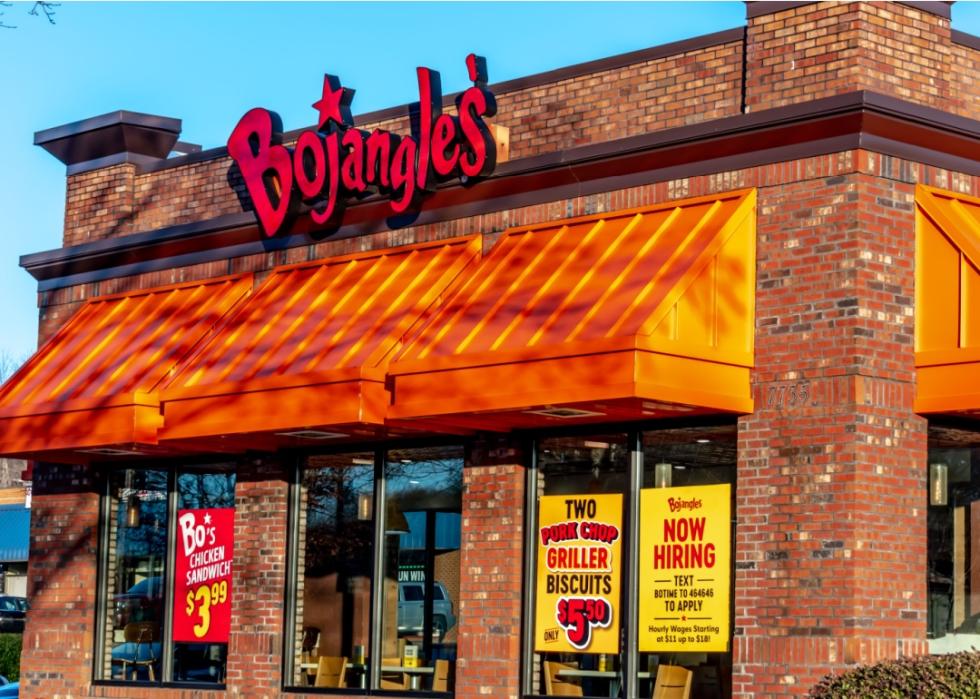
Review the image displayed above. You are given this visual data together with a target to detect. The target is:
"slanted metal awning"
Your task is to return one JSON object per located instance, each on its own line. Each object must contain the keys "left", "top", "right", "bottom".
{"left": 915, "top": 185, "right": 980, "bottom": 414}
{"left": 158, "top": 237, "right": 481, "bottom": 449}
{"left": 387, "top": 190, "right": 757, "bottom": 432}
{"left": 0, "top": 275, "right": 252, "bottom": 461}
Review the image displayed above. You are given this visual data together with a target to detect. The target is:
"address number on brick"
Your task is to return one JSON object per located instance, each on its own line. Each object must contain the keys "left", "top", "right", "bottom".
{"left": 764, "top": 381, "right": 812, "bottom": 409}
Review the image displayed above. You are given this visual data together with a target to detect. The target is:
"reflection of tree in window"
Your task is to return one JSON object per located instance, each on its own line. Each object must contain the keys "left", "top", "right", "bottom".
{"left": 177, "top": 472, "right": 236, "bottom": 510}
{"left": 304, "top": 463, "right": 374, "bottom": 578}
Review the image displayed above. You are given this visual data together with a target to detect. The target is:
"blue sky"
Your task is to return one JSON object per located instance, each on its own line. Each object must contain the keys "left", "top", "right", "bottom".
{"left": 1, "top": 1, "right": 979, "bottom": 365}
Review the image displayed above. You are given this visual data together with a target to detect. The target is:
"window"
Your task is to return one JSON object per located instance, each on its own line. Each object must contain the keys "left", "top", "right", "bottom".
{"left": 525, "top": 425, "right": 735, "bottom": 699}
{"left": 97, "top": 466, "right": 236, "bottom": 685}
{"left": 927, "top": 424, "right": 980, "bottom": 653}
{"left": 288, "top": 445, "right": 463, "bottom": 693}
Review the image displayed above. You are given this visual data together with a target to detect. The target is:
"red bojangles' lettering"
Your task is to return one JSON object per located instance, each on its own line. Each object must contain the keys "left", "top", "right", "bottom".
{"left": 228, "top": 54, "right": 497, "bottom": 238}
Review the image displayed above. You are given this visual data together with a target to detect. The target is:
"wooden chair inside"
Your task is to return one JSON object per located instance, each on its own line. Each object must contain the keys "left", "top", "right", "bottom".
{"left": 652, "top": 664, "right": 692, "bottom": 699}
{"left": 432, "top": 658, "right": 450, "bottom": 691}
{"left": 381, "top": 656, "right": 409, "bottom": 690}
{"left": 543, "top": 660, "right": 584, "bottom": 697}
{"left": 119, "top": 621, "right": 160, "bottom": 681}
{"left": 314, "top": 655, "right": 347, "bottom": 688}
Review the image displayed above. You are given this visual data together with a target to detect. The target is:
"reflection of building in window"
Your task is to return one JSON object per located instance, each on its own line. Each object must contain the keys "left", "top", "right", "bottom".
{"left": 0, "top": 481, "right": 30, "bottom": 598}
{"left": 291, "top": 446, "right": 462, "bottom": 692}
{"left": 928, "top": 425, "right": 980, "bottom": 653}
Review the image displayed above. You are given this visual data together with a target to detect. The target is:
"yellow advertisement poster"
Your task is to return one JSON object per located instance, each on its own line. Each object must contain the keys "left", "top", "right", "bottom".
{"left": 638, "top": 483, "right": 731, "bottom": 653}
{"left": 534, "top": 493, "right": 622, "bottom": 654}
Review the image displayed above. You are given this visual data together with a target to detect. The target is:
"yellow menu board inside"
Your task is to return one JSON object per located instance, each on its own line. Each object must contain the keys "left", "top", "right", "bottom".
{"left": 534, "top": 493, "right": 622, "bottom": 654}
{"left": 638, "top": 483, "right": 731, "bottom": 653}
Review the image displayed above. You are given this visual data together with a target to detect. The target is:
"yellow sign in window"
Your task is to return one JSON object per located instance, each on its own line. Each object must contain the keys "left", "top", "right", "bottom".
{"left": 639, "top": 484, "right": 731, "bottom": 653}
{"left": 534, "top": 493, "right": 623, "bottom": 654}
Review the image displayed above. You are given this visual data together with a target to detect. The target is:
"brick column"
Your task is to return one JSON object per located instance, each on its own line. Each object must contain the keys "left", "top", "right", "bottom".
{"left": 733, "top": 174, "right": 928, "bottom": 697}
{"left": 225, "top": 458, "right": 290, "bottom": 697}
{"left": 456, "top": 460, "right": 525, "bottom": 699}
{"left": 19, "top": 462, "right": 99, "bottom": 698}
{"left": 745, "top": 1, "right": 951, "bottom": 112}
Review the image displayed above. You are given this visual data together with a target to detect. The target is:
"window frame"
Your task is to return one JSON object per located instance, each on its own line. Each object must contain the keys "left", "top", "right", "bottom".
{"left": 925, "top": 418, "right": 980, "bottom": 654}
{"left": 283, "top": 438, "right": 468, "bottom": 695}
{"left": 518, "top": 417, "right": 737, "bottom": 699}
{"left": 93, "top": 460, "right": 237, "bottom": 689}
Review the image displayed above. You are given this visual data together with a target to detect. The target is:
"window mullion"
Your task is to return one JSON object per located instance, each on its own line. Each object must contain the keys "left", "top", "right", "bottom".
{"left": 624, "top": 431, "right": 642, "bottom": 699}
{"left": 93, "top": 470, "right": 111, "bottom": 680}
{"left": 161, "top": 467, "right": 179, "bottom": 684}
{"left": 283, "top": 456, "right": 302, "bottom": 686}
{"left": 369, "top": 448, "right": 387, "bottom": 690}
{"left": 520, "top": 440, "right": 539, "bottom": 696}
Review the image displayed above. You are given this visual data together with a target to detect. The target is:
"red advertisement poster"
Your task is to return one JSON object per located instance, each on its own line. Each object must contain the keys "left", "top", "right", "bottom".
{"left": 173, "top": 507, "right": 234, "bottom": 643}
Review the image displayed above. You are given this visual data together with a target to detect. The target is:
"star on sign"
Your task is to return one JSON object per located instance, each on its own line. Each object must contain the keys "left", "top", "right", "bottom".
{"left": 312, "top": 74, "right": 354, "bottom": 131}
{"left": 203, "top": 513, "right": 212, "bottom": 525}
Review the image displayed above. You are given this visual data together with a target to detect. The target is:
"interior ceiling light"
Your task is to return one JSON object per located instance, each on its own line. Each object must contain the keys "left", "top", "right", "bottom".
{"left": 275, "top": 430, "right": 349, "bottom": 440}
{"left": 696, "top": 438, "right": 711, "bottom": 444}
{"left": 78, "top": 448, "right": 144, "bottom": 456}
{"left": 642, "top": 401, "right": 693, "bottom": 412}
{"left": 525, "top": 407, "right": 605, "bottom": 419}
{"left": 583, "top": 440, "right": 610, "bottom": 449}
{"left": 351, "top": 457, "right": 374, "bottom": 466}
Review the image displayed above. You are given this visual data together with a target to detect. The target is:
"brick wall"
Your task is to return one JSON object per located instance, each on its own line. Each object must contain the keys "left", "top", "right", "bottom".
{"left": 224, "top": 459, "right": 290, "bottom": 698}
{"left": 456, "top": 464, "right": 524, "bottom": 699}
{"left": 951, "top": 38, "right": 980, "bottom": 119}
{"left": 19, "top": 463, "right": 100, "bottom": 698}
{"left": 746, "top": 1, "right": 952, "bottom": 112}
{"left": 733, "top": 171, "right": 929, "bottom": 697}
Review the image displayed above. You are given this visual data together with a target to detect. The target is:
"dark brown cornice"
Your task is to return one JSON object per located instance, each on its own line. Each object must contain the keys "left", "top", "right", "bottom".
{"left": 897, "top": 1, "right": 953, "bottom": 20}
{"left": 746, "top": 1, "right": 952, "bottom": 20}
{"left": 745, "top": 2, "right": 814, "bottom": 20}
{"left": 953, "top": 29, "right": 980, "bottom": 51}
{"left": 22, "top": 91, "right": 980, "bottom": 292}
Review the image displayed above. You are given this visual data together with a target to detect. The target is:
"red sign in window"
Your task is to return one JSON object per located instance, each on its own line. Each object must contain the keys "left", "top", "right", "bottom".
{"left": 173, "top": 507, "right": 235, "bottom": 643}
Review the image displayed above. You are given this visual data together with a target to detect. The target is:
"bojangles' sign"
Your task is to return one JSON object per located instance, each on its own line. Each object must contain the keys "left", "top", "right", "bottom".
{"left": 227, "top": 54, "right": 497, "bottom": 238}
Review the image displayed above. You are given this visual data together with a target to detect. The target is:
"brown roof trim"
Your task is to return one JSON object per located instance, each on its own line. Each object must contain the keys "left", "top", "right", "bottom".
{"left": 24, "top": 90, "right": 980, "bottom": 291}
{"left": 745, "top": 2, "right": 814, "bottom": 20}
{"left": 953, "top": 29, "right": 980, "bottom": 51}
{"left": 746, "top": 1, "right": 952, "bottom": 21}
{"left": 35, "top": 110, "right": 181, "bottom": 169}
{"left": 139, "top": 27, "right": 745, "bottom": 175}
{"left": 896, "top": 1, "right": 952, "bottom": 19}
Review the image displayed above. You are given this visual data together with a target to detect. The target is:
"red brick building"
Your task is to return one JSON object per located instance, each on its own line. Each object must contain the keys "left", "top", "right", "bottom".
{"left": 4, "top": 2, "right": 980, "bottom": 698}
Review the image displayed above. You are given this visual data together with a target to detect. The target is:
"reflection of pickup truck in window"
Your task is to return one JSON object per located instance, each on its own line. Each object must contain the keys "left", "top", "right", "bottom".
{"left": 397, "top": 581, "right": 456, "bottom": 638}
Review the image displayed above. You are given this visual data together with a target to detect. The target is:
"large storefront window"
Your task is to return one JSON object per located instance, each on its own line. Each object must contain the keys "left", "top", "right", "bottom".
{"left": 927, "top": 425, "right": 980, "bottom": 653}
{"left": 289, "top": 445, "right": 462, "bottom": 692}
{"left": 97, "top": 466, "right": 236, "bottom": 685}
{"left": 525, "top": 425, "right": 735, "bottom": 699}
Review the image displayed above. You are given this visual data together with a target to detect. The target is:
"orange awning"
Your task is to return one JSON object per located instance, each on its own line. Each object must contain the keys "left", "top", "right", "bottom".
{"left": 157, "top": 236, "right": 481, "bottom": 448}
{"left": 387, "top": 189, "right": 756, "bottom": 432}
{"left": 915, "top": 185, "right": 980, "bottom": 414}
{"left": 0, "top": 274, "right": 253, "bottom": 460}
